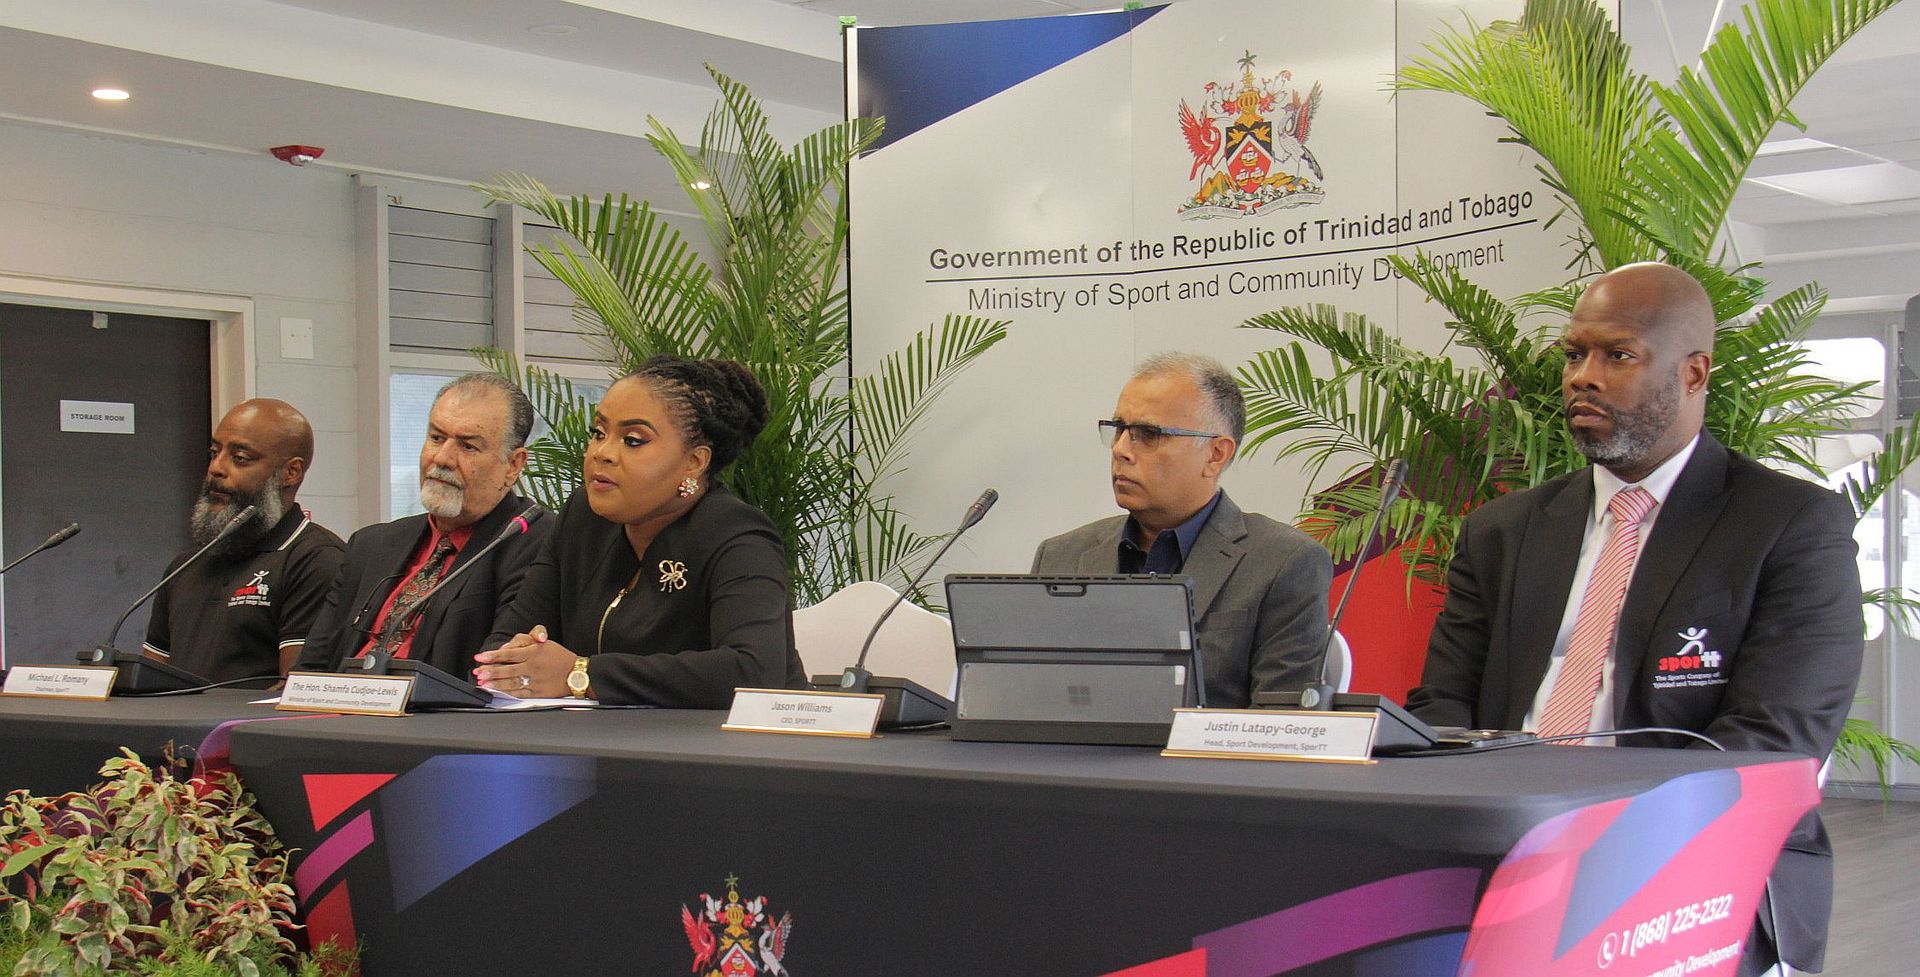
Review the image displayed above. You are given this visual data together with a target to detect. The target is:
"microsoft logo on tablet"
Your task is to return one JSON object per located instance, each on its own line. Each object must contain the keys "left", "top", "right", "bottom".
{"left": 1178, "top": 51, "right": 1326, "bottom": 219}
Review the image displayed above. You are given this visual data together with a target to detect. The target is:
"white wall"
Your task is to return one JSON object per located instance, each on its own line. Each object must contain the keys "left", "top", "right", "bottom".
{"left": 0, "top": 121, "right": 360, "bottom": 534}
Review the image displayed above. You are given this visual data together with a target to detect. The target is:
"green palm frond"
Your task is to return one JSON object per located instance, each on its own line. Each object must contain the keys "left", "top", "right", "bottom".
{"left": 1842, "top": 417, "right": 1920, "bottom": 518}
{"left": 479, "top": 175, "right": 716, "bottom": 355}
{"left": 1707, "top": 284, "right": 1874, "bottom": 471}
{"left": 852, "top": 315, "right": 1009, "bottom": 487}
{"left": 1389, "top": 253, "right": 1557, "bottom": 393}
{"left": 1396, "top": 0, "right": 1662, "bottom": 271}
{"left": 1863, "top": 586, "right": 1920, "bottom": 637}
{"left": 1239, "top": 308, "right": 1504, "bottom": 472}
{"left": 1622, "top": 0, "right": 1907, "bottom": 260}
{"left": 474, "top": 68, "right": 1006, "bottom": 607}
{"left": 1832, "top": 715, "right": 1920, "bottom": 797}
{"left": 1247, "top": 0, "right": 1914, "bottom": 604}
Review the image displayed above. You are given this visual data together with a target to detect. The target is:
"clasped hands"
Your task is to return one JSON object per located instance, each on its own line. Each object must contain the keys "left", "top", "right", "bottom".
{"left": 474, "top": 625, "right": 578, "bottom": 698}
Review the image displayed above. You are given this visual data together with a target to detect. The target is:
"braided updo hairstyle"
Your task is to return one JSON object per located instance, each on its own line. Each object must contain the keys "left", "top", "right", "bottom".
{"left": 620, "top": 356, "right": 771, "bottom": 474}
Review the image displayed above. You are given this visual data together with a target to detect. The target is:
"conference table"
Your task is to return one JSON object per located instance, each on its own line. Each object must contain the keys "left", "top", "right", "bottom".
{"left": 0, "top": 688, "right": 276, "bottom": 796}
{"left": 205, "top": 706, "right": 1816, "bottom": 977}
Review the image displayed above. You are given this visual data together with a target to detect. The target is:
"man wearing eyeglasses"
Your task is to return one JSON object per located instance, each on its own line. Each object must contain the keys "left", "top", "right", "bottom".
{"left": 1031, "top": 351, "right": 1334, "bottom": 708}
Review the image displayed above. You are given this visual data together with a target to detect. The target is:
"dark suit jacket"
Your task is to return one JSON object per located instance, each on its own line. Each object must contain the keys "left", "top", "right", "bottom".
{"left": 485, "top": 484, "right": 806, "bottom": 708}
{"left": 1406, "top": 434, "right": 1862, "bottom": 972}
{"left": 1031, "top": 491, "right": 1333, "bottom": 708}
{"left": 298, "top": 493, "right": 551, "bottom": 680}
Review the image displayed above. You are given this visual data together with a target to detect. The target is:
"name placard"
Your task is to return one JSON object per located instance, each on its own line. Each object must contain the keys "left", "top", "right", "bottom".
{"left": 277, "top": 672, "right": 412, "bottom": 717}
{"left": 1, "top": 665, "right": 118, "bottom": 701}
{"left": 1162, "top": 707, "right": 1377, "bottom": 764}
{"left": 723, "top": 688, "right": 884, "bottom": 738}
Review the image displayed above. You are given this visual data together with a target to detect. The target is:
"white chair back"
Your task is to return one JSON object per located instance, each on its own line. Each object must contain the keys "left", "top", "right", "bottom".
{"left": 792, "top": 581, "right": 956, "bottom": 695}
{"left": 1327, "top": 630, "right": 1354, "bottom": 694}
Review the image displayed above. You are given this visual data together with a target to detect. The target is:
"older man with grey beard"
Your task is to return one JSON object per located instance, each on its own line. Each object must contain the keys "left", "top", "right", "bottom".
{"left": 298, "top": 374, "right": 552, "bottom": 678}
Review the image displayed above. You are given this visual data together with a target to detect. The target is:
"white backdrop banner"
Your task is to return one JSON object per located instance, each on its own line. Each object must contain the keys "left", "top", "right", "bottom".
{"left": 848, "top": 0, "right": 1569, "bottom": 575}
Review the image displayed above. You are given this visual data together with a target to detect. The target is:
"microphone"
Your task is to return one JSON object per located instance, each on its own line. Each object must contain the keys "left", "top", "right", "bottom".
{"left": 354, "top": 505, "right": 547, "bottom": 674}
{"left": 1298, "top": 460, "right": 1408, "bottom": 710}
{"left": 840, "top": 488, "right": 997, "bottom": 696}
{"left": 77, "top": 505, "right": 259, "bottom": 693}
{"left": 0, "top": 523, "right": 80, "bottom": 576}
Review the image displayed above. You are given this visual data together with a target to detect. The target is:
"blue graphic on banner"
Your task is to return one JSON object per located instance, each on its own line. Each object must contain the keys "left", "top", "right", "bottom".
{"left": 383, "top": 754, "right": 597, "bottom": 911}
{"left": 1355, "top": 931, "right": 1470, "bottom": 976}
{"left": 1556, "top": 767, "right": 1741, "bottom": 956}
{"left": 856, "top": 6, "right": 1165, "bottom": 153}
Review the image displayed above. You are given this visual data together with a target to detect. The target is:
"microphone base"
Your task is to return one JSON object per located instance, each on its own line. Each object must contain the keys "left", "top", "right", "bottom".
{"left": 836, "top": 666, "right": 873, "bottom": 695}
{"left": 385, "top": 659, "right": 490, "bottom": 710}
{"left": 1295, "top": 681, "right": 1337, "bottom": 711}
{"left": 811, "top": 673, "right": 951, "bottom": 728}
{"left": 1252, "top": 691, "right": 1443, "bottom": 755}
{"left": 82, "top": 647, "right": 211, "bottom": 695}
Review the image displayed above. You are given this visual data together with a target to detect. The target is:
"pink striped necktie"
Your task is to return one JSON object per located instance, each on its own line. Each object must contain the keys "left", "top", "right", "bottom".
{"left": 1538, "top": 486, "right": 1657, "bottom": 743}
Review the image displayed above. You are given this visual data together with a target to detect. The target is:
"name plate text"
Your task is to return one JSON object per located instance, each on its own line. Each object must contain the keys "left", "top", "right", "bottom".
{"left": 278, "top": 672, "right": 412, "bottom": 716}
{"left": 1163, "top": 707, "right": 1377, "bottom": 764}
{"left": 2, "top": 665, "right": 117, "bottom": 700}
{"left": 723, "top": 688, "right": 884, "bottom": 738}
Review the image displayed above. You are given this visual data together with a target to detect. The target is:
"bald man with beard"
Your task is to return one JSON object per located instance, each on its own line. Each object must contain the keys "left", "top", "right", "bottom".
{"left": 141, "top": 398, "right": 345, "bottom": 683}
{"left": 1406, "top": 263, "right": 1863, "bottom": 975}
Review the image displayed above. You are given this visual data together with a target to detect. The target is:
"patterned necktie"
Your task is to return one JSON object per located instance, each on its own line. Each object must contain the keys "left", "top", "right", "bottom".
{"left": 1538, "top": 487, "right": 1657, "bottom": 743}
{"left": 372, "top": 534, "right": 458, "bottom": 659}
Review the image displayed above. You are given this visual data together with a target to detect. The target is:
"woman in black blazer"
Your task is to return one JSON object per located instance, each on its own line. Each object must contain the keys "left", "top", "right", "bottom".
{"left": 474, "top": 357, "right": 805, "bottom": 706}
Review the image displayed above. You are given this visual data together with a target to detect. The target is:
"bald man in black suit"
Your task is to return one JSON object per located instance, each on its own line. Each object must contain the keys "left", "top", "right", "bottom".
{"left": 1407, "top": 263, "right": 1863, "bottom": 975}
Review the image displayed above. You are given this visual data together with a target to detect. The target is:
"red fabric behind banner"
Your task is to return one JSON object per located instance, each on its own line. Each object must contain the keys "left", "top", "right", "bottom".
{"left": 1328, "top": 544, "right": 1444, "bottom": 703}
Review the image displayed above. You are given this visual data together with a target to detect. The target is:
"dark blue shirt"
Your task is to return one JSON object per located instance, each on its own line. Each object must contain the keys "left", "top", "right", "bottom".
{"left": 1116, "top": 491, "right": 1223, "bottom": 575}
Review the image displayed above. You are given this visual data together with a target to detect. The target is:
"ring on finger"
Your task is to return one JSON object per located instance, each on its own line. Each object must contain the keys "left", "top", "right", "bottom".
{"left": 520, "top": 675, "right": 531, "bottom": 690}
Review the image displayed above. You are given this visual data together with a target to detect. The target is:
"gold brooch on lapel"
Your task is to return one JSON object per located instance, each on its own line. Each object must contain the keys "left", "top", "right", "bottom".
{"left": 658, "top": 559, "right": 689, "bottom": 592}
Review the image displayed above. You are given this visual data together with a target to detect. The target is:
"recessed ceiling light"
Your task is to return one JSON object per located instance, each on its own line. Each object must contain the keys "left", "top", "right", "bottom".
{"left": 529, "top": 24, "right": 577, "bottom": 35}
{"left": 1755, "top": 137, "right": 1834, "bottom": 156}
{"left": 690, "top": 180, "right": 713, "bottom": 190}
{"left": 91, "top": 87, "right": 131, "bottom": 101}
{"left": 1749, "top": 162, "right": 1920, "bottom": 206}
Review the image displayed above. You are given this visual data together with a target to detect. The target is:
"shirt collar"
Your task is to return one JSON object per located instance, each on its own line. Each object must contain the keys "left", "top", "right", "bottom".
{"left": 1591, "top": 432, "right": 1700, "bottom": 522}
{"left": 256, "top": 507, "right": 309, "bottom": 553}
{"left": 425, "top": 519, "right": 476, "bottom": 553}
{"left": 1120, "top": 490, "right": 1223, "bottom": 565}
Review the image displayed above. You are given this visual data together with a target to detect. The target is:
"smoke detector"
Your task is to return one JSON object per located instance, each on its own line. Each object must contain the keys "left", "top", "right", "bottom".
{"left": 270, "top": 145, "right": 325, "bottom": 166}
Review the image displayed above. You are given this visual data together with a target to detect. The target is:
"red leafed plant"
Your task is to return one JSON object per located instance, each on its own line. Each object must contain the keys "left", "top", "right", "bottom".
{"left": 0, "top": 750, "right": 349, "bottom": 977}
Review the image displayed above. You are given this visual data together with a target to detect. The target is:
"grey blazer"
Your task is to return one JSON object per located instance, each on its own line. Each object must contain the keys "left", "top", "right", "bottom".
{"left": 1030, "top": 491, "right": 1333, "bottom": 708}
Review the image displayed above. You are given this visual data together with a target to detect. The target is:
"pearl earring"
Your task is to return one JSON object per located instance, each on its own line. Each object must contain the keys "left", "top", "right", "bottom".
{"left": 678, "top": 476, "right": 700, "bottom": 497}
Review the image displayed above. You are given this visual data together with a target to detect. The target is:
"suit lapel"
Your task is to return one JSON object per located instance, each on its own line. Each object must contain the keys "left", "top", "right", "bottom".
{"left": 1183, "top": 495, "right": 1246, "bottom": 620}
{"left": 1069, "top": 515, "right": 1129, "bottom": 573}
{"left": 1610, "top": 437, "right": 1730, "bottom": 718}
{"left": 1505, "top": 472, "right": 1593, "bottom": 727}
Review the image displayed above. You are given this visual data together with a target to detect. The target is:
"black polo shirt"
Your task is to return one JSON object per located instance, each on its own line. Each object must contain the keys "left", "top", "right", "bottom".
{"left": 142, "top": 507, "right": 345, "bottom": 683}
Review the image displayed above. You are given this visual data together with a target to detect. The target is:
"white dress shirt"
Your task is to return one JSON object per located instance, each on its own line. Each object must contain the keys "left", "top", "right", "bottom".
{"left": 1523, "top": 433, "right": 1701, "bottom": 737}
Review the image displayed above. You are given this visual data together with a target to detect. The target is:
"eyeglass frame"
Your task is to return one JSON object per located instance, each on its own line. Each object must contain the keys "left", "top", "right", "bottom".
{"left": 1097, "top": 418, "right": 1225, "bottom": 449}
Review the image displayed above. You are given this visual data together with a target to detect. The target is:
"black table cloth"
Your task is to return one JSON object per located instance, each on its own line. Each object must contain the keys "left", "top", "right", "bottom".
{"left": 0, "top": 688, "right": 274, "bottom": 795}
{"left": 224, "top": 708, "right": 1813, "bottom": 977}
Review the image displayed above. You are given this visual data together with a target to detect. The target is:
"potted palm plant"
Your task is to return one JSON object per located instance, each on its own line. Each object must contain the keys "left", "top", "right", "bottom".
{"left": 475, "top": 67, "right": 1009, "bottom": 606}
{"left": 1236, "top": 0, "right": 1917, "bottom": 785}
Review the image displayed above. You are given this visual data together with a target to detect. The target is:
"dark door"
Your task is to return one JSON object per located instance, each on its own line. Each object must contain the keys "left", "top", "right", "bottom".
{"left": 0, "top": 303, "right": 209, "bottom": 666}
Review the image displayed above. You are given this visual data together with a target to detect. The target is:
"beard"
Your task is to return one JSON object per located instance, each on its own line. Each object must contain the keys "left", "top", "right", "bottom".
{"left": 1568, "top": 375, "right": 1682, "bottom": 471}
{"left": 418, "top": 465, "right": 466, "bottom": 521}
{"left": 189, "top": 475, "right": 284, "bottom": 559}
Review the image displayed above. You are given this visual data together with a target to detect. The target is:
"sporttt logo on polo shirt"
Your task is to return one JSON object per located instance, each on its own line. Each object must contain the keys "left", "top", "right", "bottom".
{"left": 230, "top": 570, "right": 274, "bottom": 608}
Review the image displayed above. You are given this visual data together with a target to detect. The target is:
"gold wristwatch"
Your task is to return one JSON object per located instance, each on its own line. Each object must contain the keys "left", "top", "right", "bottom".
{"left": 566, "top": 656, "right": 592, "bottom": 699}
